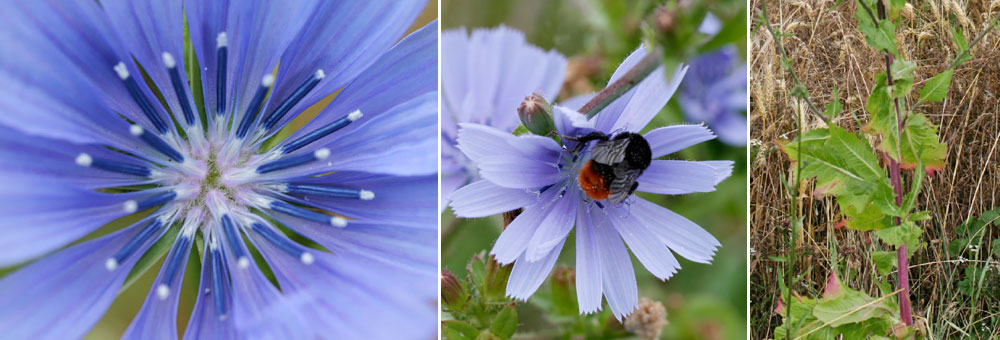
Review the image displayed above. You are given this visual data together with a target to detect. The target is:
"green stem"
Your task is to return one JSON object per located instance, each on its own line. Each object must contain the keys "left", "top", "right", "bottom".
{"left": 580, "top": 49, "right": 663, "bottom": 119}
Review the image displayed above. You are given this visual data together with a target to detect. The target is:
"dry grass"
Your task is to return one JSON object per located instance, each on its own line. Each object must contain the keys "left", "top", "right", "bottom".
{"left": 750, "top": 0, "right": 1000, "bottom": 338}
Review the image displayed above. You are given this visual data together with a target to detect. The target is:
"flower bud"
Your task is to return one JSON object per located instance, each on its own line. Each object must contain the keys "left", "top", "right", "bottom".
{"left": 483, "top": 255, "right": 512, "bottom": 302}
{"left": 517, "top": 93, "right": 556, "bottom": 136}
{"left": 441, "top": 269, "right": 468, "bottom": 312}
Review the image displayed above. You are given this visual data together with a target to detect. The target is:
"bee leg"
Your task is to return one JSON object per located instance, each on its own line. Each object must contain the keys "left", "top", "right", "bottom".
{"left": 628, "top": 181, "right": 639, "bottom": 196}
{"left": 564, "top": 132, "right": 609, "bottom": 153}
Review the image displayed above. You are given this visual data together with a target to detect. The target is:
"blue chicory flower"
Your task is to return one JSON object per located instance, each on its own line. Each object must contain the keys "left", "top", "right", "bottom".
{"left": 441, "top": 26, "right": 567, "bottom": 209}
{"left": 449, "top": 47, "right": 732, "bottom": 319}
{"left": 679, "top": 24, "right": 748, "bottom": 146}
{"left": 0, "top": 1, "right": 437, "bottom": 339}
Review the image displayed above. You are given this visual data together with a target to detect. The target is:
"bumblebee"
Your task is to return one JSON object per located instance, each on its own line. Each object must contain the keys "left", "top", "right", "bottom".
{"left": 569, "top": 131, "right": 652, "bottom": 205}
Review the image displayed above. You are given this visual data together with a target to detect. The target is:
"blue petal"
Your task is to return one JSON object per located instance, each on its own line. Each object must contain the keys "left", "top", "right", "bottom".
{"left": 524, "top": 189, "right": 579, "bottom": 261}
{"left": 248, "top": 225, "right": 436, "bottom": 339}
{"left": 271, "top": 93, "right": 437, "bottom": 178}
{"left": 283, "top": 172, "right": 437, "bottom": 228}
{"left": 0, "top": 2, "right": 156, "bottom": 146}
{"left": 0, "top": 218, "right": 159, "bottom": 340}
{"left": 711, "top": 112, "right": 748, "bottom": 146}
{"left": 592, "top": 211, "right": 638, "bottom": 320}
{"left": 457, "top": 123, "right": 562, "bottom": 189}
{"left": 506, "top": 238, "right": 565, "bottom": 301}
{"left": 637, "top": 160, "right": 724, "bottom": 195}
{"left": 449, "top": 180, "right": 539, "bottom": 218}
{"left": 183, "top": 243, "right": 236, "bottom": 339}
{"left": 643, "top": 124, "right": 717, "bottom": 158}
{"left": 122, "top": 233, "right": 194, "bottom": 340}
{"left": 101, "top": 0, "right": 191, "bottom": 125}
{"left": 628, "top": 198, "right": 720, "bottom": 264}
{"left": 442, "top": 26, "right": 567, "bottom": 130}
{"left": 186, "top": 0, "right": 317, "bottom": 121}
{"left": 277, "top": 20, "right": 438, "bottom": 141}
{"left": 269, "top": 213, "right": 435, "bottom": 275}
{"left": 593, "top": 48, "right": 688, "bottom": 133}
{"left": 0, "top": 183, "right": 146, "bottom": 267}
{"left": 575, "top": 203, "right": 604, "bottom": 314}
{"left": 0, "top": 125, "right": 158, "bottom": 190}
{"left": 608, "top": 205, "right": 681, "bottom": 281}
{"left": 491, "top": 193, "right": 560, "bottom": 264}
{"left": 264, "top": 1, "right": 426, "bottom": 130}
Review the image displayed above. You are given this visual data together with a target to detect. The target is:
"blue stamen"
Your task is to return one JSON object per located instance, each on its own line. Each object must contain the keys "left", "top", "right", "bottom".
{"left": 250, "top": 222, "right": 312, "bottom": 263}
{"left": 162, "top": 53, "right": 196, "bottom": 126}
{"left": 269, "top": 200, "right": 345, "bottom": 227}
{"left": 216, "top": 33, "right": 228, "bottom": 117}
{"left": 115, "top": 63, "right": 169, "bottom": 133}
{"left": 127, "top": 191, "right": 178, "bottom": 213}
{"left": 209, "top": 248, "right": 229, "bottom": 317}
{"left": 285, "top": 183, "right": 372, "bottom": 200}
{"left": 107, "top": 219, "right": 163, "bottom": 270}
{"left": 538, "top": 184, "right": 554, "bottom": 194}
{"left": 260, "top": 70, "right": 325, "bottom": 131}
{"left": 236, "top": 75, "right": 275, "bottom": 138}
{"left": 256, "top": 148, "right": 329, "bottom": 174}
{"left": 220, "top": 214, "right": 245, "bottom": 262}
{"left": 131, "top": 125, "right": 185, "bottom": 162}
{"left": 595, "top": 201, "right": 604, "bottom": 209}
{"left": 280, "top": 110, "right": 361, "bottom": 154}
{"left": 76, "top": 153, "right": 152, "bottom": 177}
{"left": 156, "top": 234, "right": 191, "bottom": 300}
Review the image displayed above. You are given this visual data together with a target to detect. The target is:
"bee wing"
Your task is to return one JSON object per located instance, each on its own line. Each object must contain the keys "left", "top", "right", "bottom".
{"left": 590, "top": 138, "right": 630, "bottom": 164}
{"left": 607, "top": 167, "right": 641, "bottom": 206}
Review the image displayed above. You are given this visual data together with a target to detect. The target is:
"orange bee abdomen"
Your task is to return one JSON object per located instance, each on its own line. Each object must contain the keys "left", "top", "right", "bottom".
{"left": 578, "top": 160, "right": 609, "bottom": 200}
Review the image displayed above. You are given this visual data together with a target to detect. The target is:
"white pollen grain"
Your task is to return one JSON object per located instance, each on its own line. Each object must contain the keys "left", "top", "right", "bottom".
{"left": 359, "top": 190, "right": 375, "bottom": 200}
{"left": 104, "top": 258, "right": 119, "bottom": 271}
{"left": 300, "top": 252, "right": 314, "bottom": 265}
{"left": 261, "top": 74, "right": 275, "bottom": 87}
{"left": 129, "top": 125, "right": 144, "bottom": 136}
{"left": 156, "top": 284, "right": 170, "bottom": 300}
{"left": 315, "top": 69, "right": 326, "bottom": 79}
{"left": 216, "top": 32, "right": 228, "bottom": 48}
{"left": 314, "top": 148, "right": 331, "bottom": 160}
{"left": 75, "top": 153, "right": 93, "bottom": 167}
{"left": 330, "top": 216, "right": 347, "bottom": 227}
{"left": 162, "top": 52, "right": 176, "bottom": 68}
{"left": 348, "top": 109, "right": 363, "bottom": 121}
{"left": 237, "top": 257, "right": 250, "bottom": 269}
{"left": 123, "top": 200, "right": 138, "bottom": 213}
{"left": 113, "top": 62, "right": 130, "bottom": 80}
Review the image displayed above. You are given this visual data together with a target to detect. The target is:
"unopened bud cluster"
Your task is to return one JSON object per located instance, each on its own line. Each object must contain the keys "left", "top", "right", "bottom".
{"left": 517, "top": 93, "right": 556, "bottom": 136}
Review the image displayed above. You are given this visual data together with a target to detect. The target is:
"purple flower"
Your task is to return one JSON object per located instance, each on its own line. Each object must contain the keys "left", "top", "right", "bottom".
{"left": 441, "top": 26, "right": 567, "bottom": 209}
{"left": 0, "top": 1, "right": 436, "bottom": 339}
{"left": 449, "top": 47, "right": 732, "bottom": 319}
{"left": 679, "top": 46, "right": 748, "bottom": 146}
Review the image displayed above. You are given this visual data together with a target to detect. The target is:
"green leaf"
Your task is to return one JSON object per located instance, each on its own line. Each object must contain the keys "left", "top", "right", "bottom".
{"left": 871, "top": 251, "right": 897, "bottom": 276}
{"left": 856, "top": 0, "right": 899, "bottom": 55}
{"left": 919, "top": 69, "right": 953, "bottom": 103}
{"left": 443, "top": 321, "right": 480, "bottom": 340}
{"left": 489, "top": 306, "right": 518, "bottom": 339}
{"left": 825, "top": 86, "right": 843, "bottom": 121}
{"left": 887, "top": 0, "right": 905, "bottom": 19}
{"left": 889, "top": 59, "right": 916, "bottom": 98}
{"left": 782, "top": 126, "right": 897, "bottom": 230}
{"left": 992, "top": 239, "right": 1000, "bottom": 257}
{"left": 813, "top": 283, "right": 898, "bottom": 327}
{"left": 120, "top": 224, "right": 179, "bottom": 294}
{"left": 876, "top": 222, "right": 923, "bottom": 255}
{"left": 950, "top": 26, "right": 971, "bottom": 65}
{"left": 896, "top": 113, "right": 947, "bottom": 172}
{"left": 700, "top": 8, "right": 747, "bottom": 52}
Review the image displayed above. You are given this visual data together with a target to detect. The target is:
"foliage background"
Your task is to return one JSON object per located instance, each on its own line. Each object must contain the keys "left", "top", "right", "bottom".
{"left": 442, "top": 1, "right": 749, "bottom": 339}
{"left": 750, "top": 0, "right": 1000, "bottom": 338}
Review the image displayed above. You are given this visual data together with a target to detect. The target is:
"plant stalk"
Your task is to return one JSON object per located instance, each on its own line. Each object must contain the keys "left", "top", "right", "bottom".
{"left": 875, "top": 0, "right": 914, "bottom": 326}
{"left": 580, "top": 49, "right": 663, "bottom": 119}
